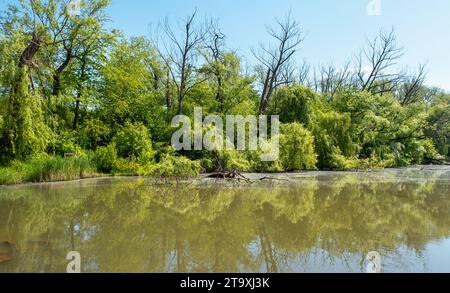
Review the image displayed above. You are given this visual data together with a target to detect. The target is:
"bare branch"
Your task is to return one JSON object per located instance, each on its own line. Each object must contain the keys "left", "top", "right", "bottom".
{"left": 253, "top": 12, "right": 304, "bottom": 114}
{"left": 152, "top": 10, "right": 209, "bottom": 114}
{"left": 353, "top": 29, "right": 406, "bottom": 95}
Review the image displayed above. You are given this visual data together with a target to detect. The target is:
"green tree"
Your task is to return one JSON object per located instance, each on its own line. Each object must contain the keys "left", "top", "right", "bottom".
{"left": 101, "top": 37, "right": 166, "bottom": 137}
{"left": 1, "top": 68, "right": 51, "bottom": 162}
{"left": 113, "top": 121, "right": 154, "bottom": 162}
{"left": 279, "top": 123, "right": 317, "bottom": 171}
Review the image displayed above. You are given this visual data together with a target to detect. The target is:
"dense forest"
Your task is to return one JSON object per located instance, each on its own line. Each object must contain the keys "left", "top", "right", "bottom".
{"left": 0, "top": 0, "right": 449, "bottom": 184}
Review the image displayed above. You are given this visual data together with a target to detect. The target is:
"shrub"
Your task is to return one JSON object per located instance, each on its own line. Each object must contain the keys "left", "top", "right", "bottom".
{"left": 113, "top": 121, "right": 154, "bottom": 162}
{"left": 112, "top": 158, "right": 140, "bottom": 176}
{"left": 52, "top": 131, "right": 84, "bottom": 157}
{"left": 247, "top": 149, "right": 283, "bottom": 172}
{"left": 311, "top": 110, "right": 357, "bottom": 169}
{"left": 94, "top": 143, "right": 118, "bottom": 173}
{"left": 406, "top": 139, "right": 440, "bottom": 164}
{"left": 213, "top": 149, "right": 251, "bottom": 172}
{"left": 329, "top": 148, "right": 359, "bottom": 171}
{"left": 200, "top": 157, "right": 214, "bottom": 172}
{"left": 149, "top": 155, "right": 201, "bottom": 179}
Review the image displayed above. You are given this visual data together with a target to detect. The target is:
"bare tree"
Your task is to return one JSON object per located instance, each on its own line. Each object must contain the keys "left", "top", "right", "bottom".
{"left": 154, "top": 10, "right": 208, "bottom": 115}
{"left": 253, "top": 13, "right": 303, "bottom": 114}
{"left": 354, "top": 29, "right": 405, "bottom": 95}
{"left": 203, "top": 20, "right": 226, "bottom": 109}
{"left": 297, "top": 60, "right": 311, "bottom": 87}
{"left": 314, "top": 62, "right": 352, "bottom": 99}
{"left": 397, "top": 64, "right": 427, "bottom": 106}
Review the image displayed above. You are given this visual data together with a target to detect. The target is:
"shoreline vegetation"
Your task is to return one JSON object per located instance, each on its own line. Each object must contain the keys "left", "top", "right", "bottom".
{"left": 1, "top": 165, "right": 449, "bottom": 187}
{"left": 0, "top": 152, "right": 448, "bottom": 186}
{"left": 1, "top": 1, "right": 449, "bottom": 186}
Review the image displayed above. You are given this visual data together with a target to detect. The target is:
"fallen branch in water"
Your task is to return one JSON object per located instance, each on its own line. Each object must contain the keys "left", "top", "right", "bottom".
{"left": 207, "top": 170, "right": 252, "bottom": 183}
{"left": 259, "top": 176, "right": 290, "bottom": 182}
{"left": 207, "top": 170, "right": 239, "bottom": 179}
{"left": 207, "top": 171, "right": 291, "bottom": 184}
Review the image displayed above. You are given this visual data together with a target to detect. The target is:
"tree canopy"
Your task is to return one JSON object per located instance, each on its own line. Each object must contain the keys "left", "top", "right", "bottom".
{"left": 1, "top": 1, "right": 449, "bottom": 178}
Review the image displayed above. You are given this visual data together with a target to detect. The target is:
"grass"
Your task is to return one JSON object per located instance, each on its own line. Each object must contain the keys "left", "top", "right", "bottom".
{"left": 0, "top": 167, "right": 20, "bottom": 185}
{"left": 0, "top": 155, "right": 97, "bottom": 185}
{"left": 0, "top": 153, "right": 202, "bottom": 186}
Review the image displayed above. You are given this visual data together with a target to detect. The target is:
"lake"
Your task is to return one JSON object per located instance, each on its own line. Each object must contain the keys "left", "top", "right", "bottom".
{"left": 1, "top": 166, "right": 450, "bottom": 273}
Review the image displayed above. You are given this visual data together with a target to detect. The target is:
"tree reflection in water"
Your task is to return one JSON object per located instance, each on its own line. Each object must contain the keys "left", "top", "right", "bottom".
{"left": 0, "top": 169, "right": 450, "bottom": 273}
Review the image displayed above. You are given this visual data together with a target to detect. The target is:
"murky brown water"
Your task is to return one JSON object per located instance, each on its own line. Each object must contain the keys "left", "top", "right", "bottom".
{"left": 1, "top": 167, "right": 450, "bottom": 273}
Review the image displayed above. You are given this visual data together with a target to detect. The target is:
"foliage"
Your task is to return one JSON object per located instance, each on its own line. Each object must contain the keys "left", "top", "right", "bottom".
{"left": 310, "top": 109, "right": 357, "bottom": 169}
{"left": 149, "top": 155, "right": 201, "bottom": 179}
{"left": 80, "top": 118, "right": 111, "bottom": 150}
{"left": 213, "top": 149, "right": 252, "bottom": 172}
{"left": 0, "top": 68, "right": 51, "bottom": 163}
{"left": 113, "top": 121, "right": 154, "bottom": 162}
{"left": 271, "top": 85, "right": 318, "bottom": 126}
{"left": 279, "top": 123, "right": 318, "bottom": 171}
{"left": 112, "top": 158, "right": 141, "bottom": 176}
{"left": 0, "top": 154, "right": 96, "bottom": 185}
{"left": 52, "top": 130, "right": 85, "bottom": 157}
{"left": 0, "top": 1, "right": 449, "bottom": 183}
{"left": 93, "top": 143, "right": 118, "bottom": 173}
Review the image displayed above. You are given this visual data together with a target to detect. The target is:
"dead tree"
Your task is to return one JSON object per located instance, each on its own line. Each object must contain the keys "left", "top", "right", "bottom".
{"left": 253, "top": 14, "right": 303, "bottom": 114}
{"left": 155, "top": 10, "right": 208, "bottom": 115}
{"left": 398, "top": 64, "right": 427, "bottom": 106}
{"left": 204, "top": 21, "right": 226, "bottom": 109}
{"left": 314, "top": 62, "right": 352, "bottom": 100}
{"left": 298, "top": 60, "right": 311, "bottom": 87}
{"left": 354, "top": 29, "right": 405, "bottom": 95}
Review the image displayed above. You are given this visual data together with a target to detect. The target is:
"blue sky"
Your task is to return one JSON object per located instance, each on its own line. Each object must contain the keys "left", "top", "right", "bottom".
{"left": 105, "top": 0, "right": 450, "bottom": 90}
{"left": 1, "top": 0, "right": 449, "bottom": 90}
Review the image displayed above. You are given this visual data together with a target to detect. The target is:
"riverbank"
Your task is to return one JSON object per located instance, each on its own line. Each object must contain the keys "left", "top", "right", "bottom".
{"left": 2, "top": 164, "right": 450, "bottom": 187}
{"left": 0, "top": 156, "right": 98, "bottom": 185}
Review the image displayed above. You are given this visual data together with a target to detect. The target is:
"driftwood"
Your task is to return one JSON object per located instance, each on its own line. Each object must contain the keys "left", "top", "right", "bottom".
{"left": 207, "top": 170, "right": 241, "bottom": 179}
{"left": 207, "top": 170, "right": 252, "bottom": 182}
{"left": 207, "top": 171, "right": 289, "bottom": 183}
{"left": 259, "top": 176, "right": 290, "bottom": 182}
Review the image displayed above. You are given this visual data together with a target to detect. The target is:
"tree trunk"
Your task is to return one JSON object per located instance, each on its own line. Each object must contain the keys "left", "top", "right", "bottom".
{"left": 73, "top": 59, "right": 86, "bottom": 130}
{"left": 216, "top": 74, "right": 223, "bottom": 110}
{"left": 73, "top": 99, "right": 81, "bottom": 130}
{"left": 177, "top": 94, "right": 184, "bottom": 115}
{"left": 165, "top": 70, "right": 172, "bottom": 110}
{"left": 18, "top": 31, "right": 42, "bottom": 69}
{"left": 178, "top": 77, "right": 186, "bottom": 115}
{"left": 259, "top": 69, "right": 272, "bottom": 114}
{"left": 52, "top": 54, "right": 72, "bottom": 96}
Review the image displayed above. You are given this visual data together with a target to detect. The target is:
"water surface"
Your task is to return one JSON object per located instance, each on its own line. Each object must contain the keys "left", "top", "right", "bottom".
{"left": 1, "top": 167, "right": 450, "bottom": 273}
